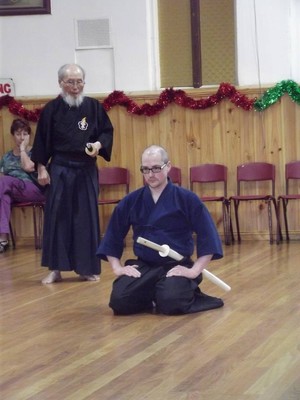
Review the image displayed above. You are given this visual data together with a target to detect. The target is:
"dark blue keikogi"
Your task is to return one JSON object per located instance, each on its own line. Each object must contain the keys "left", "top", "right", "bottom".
{"left": 97, "top": 181, "right": 223, "bottom": 263}
{"left": 97, "top": 181, "right": 224, "bottom": 315}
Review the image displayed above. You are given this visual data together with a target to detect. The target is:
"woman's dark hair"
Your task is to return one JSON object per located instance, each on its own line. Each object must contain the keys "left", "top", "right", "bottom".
{"left": 10, "top": 119, "right": 31, "bottom": 135}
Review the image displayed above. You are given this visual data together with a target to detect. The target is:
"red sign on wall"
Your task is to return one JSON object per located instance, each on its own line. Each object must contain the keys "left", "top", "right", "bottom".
{"left": 0, "top": 78, "right": 15, "bottom": 96}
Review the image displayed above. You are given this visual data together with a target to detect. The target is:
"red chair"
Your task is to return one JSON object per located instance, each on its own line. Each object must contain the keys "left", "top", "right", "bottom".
{"left": 98, "top": 167, "right": 130, "bottom": 242}
{"left": 277, "top": 161, "right": 300, "bottom": 241}
{"left": 98, "top": 167, "right": 130, "bottom": 206}
{"left": 190, "top": 164, "right": 232, "bottom": 245}
{"left": 229, "top": 162, "right": 279, "bottom": 244}
{"left": 168, "top": 166, "right": 182, "bottom": 186}
{"left": 9, "top": 201, "right": 45, "bottom": 249}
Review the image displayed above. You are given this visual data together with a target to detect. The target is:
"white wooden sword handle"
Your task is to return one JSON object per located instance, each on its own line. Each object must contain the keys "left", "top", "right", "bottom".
{"left": 136, "top": 237, "right": 183, "bottom": 260}
{"left": 136, "top": 236, "right": 231, "bottom": 292}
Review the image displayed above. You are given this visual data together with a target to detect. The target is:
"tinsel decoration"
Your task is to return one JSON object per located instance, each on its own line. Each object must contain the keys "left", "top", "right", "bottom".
{"left": 0, "top": 95, "right": 42, "bottom": 122}
{"left": 103, "top": 83, "right": 256, "bottom": 116}
{"left": 1, "top": 80, "right": 300, "bottom": 121}
{"left": 254, "top": 80, "right": 300, "bottom": 111}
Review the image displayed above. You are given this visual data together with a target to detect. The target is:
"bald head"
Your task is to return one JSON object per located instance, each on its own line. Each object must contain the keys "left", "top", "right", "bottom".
{"left": 141, "top": 145, "right": 169, "bottom": 164}
{"left": 58, "top": 64, "right": 85, "bottom": 83}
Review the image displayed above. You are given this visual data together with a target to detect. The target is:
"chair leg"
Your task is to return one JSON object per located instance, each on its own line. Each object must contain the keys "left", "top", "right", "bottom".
{"left": 222, "top": 202, "right": 229, "bottom": 245}
{"left": 229, "top": 216, "right": 234, "bottom": 243}
{"left": 233, "top": 200, "right": 241, "bottom": 243}
{"left": 32, "top": 207, "right": 38, "bottom": 249}
{"left": 223, "top": 200, "right": 233, "bottom": 245}
{"left": 38, "top": 206, "right": 44, "bottom": 249}
{"left": 275, "top": 199, "right": 283, "bottom": 244}
{"left": 33, "top": 205, "right": 44, "bottom": 249}
{"left": 282, "top": 199, "right": 289, "bottom": 241}
{"left": 228, "top": 201, "right": 235, "bottom": 244}
{"left": 9, "top": 221, "right": 16, "bottom": 249}
{"left": 267, "top": 201, "right": 273, "bottom": 244}
{"left": 268, "top": 198, "right": 282, "bottom": 244}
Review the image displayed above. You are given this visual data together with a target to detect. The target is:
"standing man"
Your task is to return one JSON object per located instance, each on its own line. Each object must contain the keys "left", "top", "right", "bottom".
{"left": 97, "top": 145, "right": 224, "bottom": 315}
{"left": 31, "top": 63, "right": 113, "bottom": 284}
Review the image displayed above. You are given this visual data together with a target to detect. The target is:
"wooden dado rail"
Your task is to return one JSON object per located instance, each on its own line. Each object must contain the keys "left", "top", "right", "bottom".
{"left": 1, "top": 87, "right": 300, "bottom": 245}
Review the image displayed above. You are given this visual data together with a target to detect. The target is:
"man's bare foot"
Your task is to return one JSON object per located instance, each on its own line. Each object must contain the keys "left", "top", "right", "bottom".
{"left": 80, "top": 275, "right": 100, "bottom": 281}
{"left": 42, "top": 270, "right": 62, "bottom": 284}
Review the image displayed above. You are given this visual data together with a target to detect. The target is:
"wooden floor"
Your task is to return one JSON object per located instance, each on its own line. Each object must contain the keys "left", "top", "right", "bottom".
{"left": 1, "top": 240, "right": 300, "bottom": 400}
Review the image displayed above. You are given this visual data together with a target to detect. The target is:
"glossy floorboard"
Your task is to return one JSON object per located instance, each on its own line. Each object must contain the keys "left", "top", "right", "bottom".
{"left": 1, "top": 241, "right": 300, "bottom": 400}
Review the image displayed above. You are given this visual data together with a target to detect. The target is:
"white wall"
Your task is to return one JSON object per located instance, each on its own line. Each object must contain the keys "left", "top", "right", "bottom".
{"left": 290, "top": 0, "right": 300, "bottom": 82}
{"left": 236, "top": 0, "right": 294, "bottom": 86}
{"left": 0, "top": 0, "right": 157, "bottom": 96}
{"left": 0, "top": 0, "right": 299, "bottom": 97}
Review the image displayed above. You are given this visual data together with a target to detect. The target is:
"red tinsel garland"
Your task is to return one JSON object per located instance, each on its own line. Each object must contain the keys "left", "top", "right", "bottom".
{"left": 103, "top": 83, "right": 255, "bottom": 116}
{"left": 0, "top": 83, "right": 256, "bottom": 122}
{"left": 0, "top": 95, "right": 42, "bottom": 122}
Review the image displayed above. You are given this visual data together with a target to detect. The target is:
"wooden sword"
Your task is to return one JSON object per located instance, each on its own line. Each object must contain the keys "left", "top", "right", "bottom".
{"left": 137, "top": 236, "right": 231, "bottom": 292}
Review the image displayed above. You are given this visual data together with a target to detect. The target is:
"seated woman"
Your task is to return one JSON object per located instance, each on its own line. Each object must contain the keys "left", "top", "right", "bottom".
{"left": 0, "top": 118, "right": 46, "bottom": 253}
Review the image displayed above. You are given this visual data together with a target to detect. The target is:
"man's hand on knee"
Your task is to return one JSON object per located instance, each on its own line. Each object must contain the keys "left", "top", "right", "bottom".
{"left": 166, "top": 265, "right": 199, "bottom": 279}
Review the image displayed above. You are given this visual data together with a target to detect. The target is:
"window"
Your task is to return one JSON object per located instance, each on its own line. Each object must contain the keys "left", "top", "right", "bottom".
{"left": 158, "top": 0, "right": 236, "bottom": 87}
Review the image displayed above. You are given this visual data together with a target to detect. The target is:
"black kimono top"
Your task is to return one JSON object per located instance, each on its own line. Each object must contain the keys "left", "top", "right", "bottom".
{"left": 31, "top": 95, "right": 113, "bottom": 165}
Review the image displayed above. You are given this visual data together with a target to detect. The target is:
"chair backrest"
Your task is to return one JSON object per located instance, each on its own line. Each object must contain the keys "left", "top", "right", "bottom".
{"left": 285, "top": 161, "right": 300, "bottom": 194}
{"left": 98, "top": 167, "right": 130, "bottom": 194}
{"left": 168, "top": 166, "right": 182, "bottom": 186}
{"left": 190, "top": 164, "right": 228, "bottom": 196}
{"left": 237, "top": 162, "right": 275, "bottom": 196}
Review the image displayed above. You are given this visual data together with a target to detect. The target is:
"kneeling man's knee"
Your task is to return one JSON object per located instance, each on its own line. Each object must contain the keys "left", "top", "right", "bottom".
{"left": 156, "top": 291, "right": 190, "bottom": 315}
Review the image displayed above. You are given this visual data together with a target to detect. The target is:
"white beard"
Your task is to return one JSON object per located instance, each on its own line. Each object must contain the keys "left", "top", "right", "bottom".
{"left": 62, "top": 92, "right": 84, "bottom": 107}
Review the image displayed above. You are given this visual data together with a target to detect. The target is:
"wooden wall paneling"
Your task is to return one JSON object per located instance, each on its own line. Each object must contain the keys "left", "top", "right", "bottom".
{"left": 253, "top": 103, "right": 284, "bottom": 237}
{"left": 132, "top": 113, "right": 152, "bottom": 187}
{"left": 157, "top": 103, "right": 188, "bottom": 186}
{"left": 165, "top": 104, "right": 190, "bottom": 188}
{"left": 280, "top": 95, "right": 300, "bottom": 165}
{"left": 236, "top": 110, "right": 264, "bottom": 237}
{"left": 278, "top": 95, "right": 292, "bottom": 195}
{"left": 1, "top": 108, "right": 15, "bottom": 154}
{"left": 185, "top": 105, "right": 227, "bottom": 236}
{"left": 1, "top": 88, "right": 300, "bottom": 243}
{"left": 186, "top": 107, "right": 207, "bottom": 167}
{"left": 98, "top": 107, "right": 129, "bottom": 232}
{"left": 278, "top": 96, "right": 300, "bottom": 237}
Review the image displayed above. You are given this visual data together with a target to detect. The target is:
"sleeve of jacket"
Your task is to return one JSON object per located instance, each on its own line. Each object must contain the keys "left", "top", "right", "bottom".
{"left": 97, "top": 103, "right": 114, "bottom": 162}
{"left": 30, "top": 101, "right": 54, "bottom": 167}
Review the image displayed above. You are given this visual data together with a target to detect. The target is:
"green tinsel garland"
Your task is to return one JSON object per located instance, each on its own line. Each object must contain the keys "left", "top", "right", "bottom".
{"left": 254, "top": 80, "right": 300, "bottom": 111}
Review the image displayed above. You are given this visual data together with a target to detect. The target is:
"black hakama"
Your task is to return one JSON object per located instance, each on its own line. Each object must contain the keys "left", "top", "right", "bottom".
{"left": 42, "top": 154, "right": 100, "bottom": 274}
{"left": 31, "top": 96, "right": 113, "bottom": 275}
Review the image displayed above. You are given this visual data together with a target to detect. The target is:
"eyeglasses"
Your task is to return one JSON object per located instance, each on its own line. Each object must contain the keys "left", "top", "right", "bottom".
{"left": 140, "top": 163, "right": 167, "bottom": 174}
{"left": 62, "top": 79, "right": 85, "bottom": 87}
